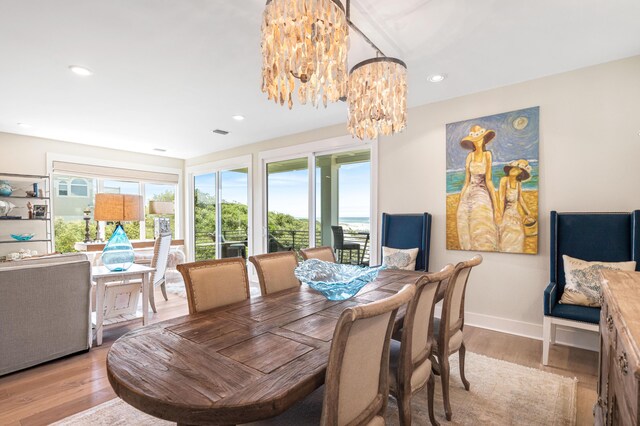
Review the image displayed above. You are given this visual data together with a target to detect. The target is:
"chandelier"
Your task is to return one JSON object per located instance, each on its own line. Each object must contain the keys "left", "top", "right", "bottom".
{"left": 260, "top": 0, "right": 407, "bottom": 139}
{"left": 260, "top": 0, "right": 349, "bottom": 109}
{"left": 347, "top": 57, "right": 407, "bottom": 140}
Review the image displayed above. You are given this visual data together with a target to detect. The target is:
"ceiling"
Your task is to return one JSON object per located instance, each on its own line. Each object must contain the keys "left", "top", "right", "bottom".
{"left": 0, "top": 0, "right": 638, "bottom": 159}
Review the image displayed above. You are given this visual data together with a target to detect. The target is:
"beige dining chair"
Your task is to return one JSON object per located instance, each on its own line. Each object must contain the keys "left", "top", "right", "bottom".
{"left": 433, "top": 254, "right": 482, "bottom": 421}
{"left": 300, "top": 246, "right": 337, "bottom": 263}
{"left": 246, "top": 284, "right": 416, "bottom": 426}
{"left": 177, "top": 257, "right": 250, "bottom": 314}
{"left": 389, "top": 264, "right": 454, "bottom": 426}
{"left": 147, "top": 232, "right": 172, "bottom": 313}
{"left": 249, "top": 251, "right": 300, "bottom": 296}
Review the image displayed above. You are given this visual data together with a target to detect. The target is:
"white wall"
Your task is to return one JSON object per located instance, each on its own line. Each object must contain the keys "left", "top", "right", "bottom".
{"left": 378, "top": 55, "right": 640, "bottom": 349}
{"left": 186, "top": 55, "right": 640, "bottom": 350}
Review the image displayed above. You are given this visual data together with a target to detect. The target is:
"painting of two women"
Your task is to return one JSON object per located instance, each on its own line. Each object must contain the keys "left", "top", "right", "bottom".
{"left": 446, "top": 107, "right": 539, "bottom": 254}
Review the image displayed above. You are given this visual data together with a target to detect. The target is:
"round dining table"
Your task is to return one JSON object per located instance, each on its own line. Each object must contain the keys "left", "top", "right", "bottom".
{"left": 106, "top": 268, "right": 433, "bottom": 425}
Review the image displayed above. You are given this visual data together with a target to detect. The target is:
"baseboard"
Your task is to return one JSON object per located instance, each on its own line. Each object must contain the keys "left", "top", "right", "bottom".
{"left": 434, "top": 306, "right": 600, "bottom": 353}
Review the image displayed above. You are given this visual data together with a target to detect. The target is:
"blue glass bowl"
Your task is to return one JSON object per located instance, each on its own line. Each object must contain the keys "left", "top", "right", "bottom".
{"left": 10, "top": 233, "right": 35, "bottom": 241}
{"left": 295, "top": 259, "right": 384, "bottom": 301}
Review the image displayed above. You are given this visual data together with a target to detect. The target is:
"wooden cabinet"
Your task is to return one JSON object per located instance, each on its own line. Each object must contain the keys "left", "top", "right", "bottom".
{"left": 596, "top": 270, "right": 640, "bottom": 425}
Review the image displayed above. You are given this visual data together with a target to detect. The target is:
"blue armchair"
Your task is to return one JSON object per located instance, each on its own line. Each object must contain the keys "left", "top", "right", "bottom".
{"left": 380, "top": 213, "right": 432, "bottom": 271}
{"left": 543, "top": 211, "right": 640, "bottom": 365}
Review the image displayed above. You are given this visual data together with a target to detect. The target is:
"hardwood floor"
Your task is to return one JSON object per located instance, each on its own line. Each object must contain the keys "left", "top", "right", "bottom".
{"left": 0, "top": 289, "right": 597, "bottom": 425}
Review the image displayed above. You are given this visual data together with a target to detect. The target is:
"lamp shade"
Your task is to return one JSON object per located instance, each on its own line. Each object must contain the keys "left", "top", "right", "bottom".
{"left": 148, "top": 200, "right": 175, "bottom": 215}
{"left": 94, "top": 194, "right": 143, "bottom": 222}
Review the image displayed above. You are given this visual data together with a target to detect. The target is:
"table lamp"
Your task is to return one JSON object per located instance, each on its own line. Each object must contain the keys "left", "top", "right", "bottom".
{"left": 148, "top": 200, "right": 174, "bottom": 239}
{"left": 94, "top": 194, "right": 143, "bottom": 271}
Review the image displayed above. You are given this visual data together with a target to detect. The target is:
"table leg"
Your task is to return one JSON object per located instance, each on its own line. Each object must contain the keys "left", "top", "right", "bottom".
{"left": 142, "top": 272, "right": 149, "bottom": 326}
{"left": 95, "top": 278, "right": 104, "bottom": 346}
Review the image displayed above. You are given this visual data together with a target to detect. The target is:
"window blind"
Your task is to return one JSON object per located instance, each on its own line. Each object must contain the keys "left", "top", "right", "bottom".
{"left": 52, "top": 161, "right": 179, "bottom": 184}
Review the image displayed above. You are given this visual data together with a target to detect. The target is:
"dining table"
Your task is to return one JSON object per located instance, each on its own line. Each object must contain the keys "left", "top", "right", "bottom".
{"left": 106, "top": 268, "right": 442, "bottom": 425}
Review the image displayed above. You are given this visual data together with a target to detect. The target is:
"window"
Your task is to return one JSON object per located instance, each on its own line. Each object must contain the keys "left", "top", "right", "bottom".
{"left": 58, "top": 180, "right": 68, "bottom": 196}
{"left": 52, "top": 174, "right": 178, "bottom": 253}
{"left": 70, "top": 178, "right": 88, "bottom": 196}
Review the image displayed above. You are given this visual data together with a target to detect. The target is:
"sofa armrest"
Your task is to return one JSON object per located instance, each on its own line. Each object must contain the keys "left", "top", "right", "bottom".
{"left": 544, "top": 282, "right": 558, "bottom": 316}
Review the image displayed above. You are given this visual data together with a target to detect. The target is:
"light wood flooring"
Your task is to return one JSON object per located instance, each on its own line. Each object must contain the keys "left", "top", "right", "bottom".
{"left": 0, "top": 289, "right": 598, "bottom": 425}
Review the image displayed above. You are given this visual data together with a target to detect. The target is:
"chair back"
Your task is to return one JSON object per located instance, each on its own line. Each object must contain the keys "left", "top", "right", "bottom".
{"left": 550, "top": 211, "right": 640, "bottom": 295}
{"left": 321, "top": 284, "right": 416, "bottom": 426}
{"left": 399, "top": 264, "right": 454, "bottom": 392}
{"left": 300, "top": 246, "right": 336, "bottom": 263}
{"left": 151, "top": 232, "right": 172, "bottom": 287}
{"left": 439, "top": 255, "right": 482, "bottom": 354}
{"left": 249, "top": 251, "right": 300, "bottom": 295}
{"left": 331, "top": 226, "right": 346, "bottom": 250}
{"left": 380, "top": 213, "right": 432, "bottom": 271}
{"left": 177, "top": 258, "right": 250, "bottom": 314}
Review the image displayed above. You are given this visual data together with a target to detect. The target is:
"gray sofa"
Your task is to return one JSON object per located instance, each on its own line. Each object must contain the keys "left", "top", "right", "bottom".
{"left": 0, "top": 253, "right": 92, "bottom": 376}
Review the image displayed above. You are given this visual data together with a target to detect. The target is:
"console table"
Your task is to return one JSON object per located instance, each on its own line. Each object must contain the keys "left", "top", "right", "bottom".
{"left": 595, "top": 270, "right": 640, "bottom": 425}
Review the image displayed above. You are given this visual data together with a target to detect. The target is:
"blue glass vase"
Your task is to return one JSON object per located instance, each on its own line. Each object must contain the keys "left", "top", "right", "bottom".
{"left": 102, "top": 224, "right": 134, "bottom": 271}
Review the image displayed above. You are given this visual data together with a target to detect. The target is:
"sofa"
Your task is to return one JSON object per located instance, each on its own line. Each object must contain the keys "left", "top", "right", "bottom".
{"left": 0, "top": 253, "right": 92, "bottom": 376}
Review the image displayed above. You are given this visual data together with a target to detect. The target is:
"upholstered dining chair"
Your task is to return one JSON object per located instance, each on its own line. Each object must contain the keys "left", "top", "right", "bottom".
{"left": 380, "top": 213, "right": 432, "bottom": 271}
{"left": 433, "top": 254, "right": 482, "bottom": 421}
{"left": 147, "top": 232, "right": 172, "bottom": 313}
{"left": 246, "top": 284, "right": 416, "bottom": 426}
{"left": 300, "top": 246, "right": 337, "bottom": 263}
{"left": 249, "top": 251, "right": 300, "bottom": 295}
{"left": 177, "top": 258, "right": 250, "bottom": 314}
{"left": 389, "top": 264, "right": 454, "bottom": 426}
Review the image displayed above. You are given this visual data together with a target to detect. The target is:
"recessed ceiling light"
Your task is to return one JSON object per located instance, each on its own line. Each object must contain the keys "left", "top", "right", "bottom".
{"left": 232, "top": 115, "right": 245, "bottom": 121}
{"left": 68, "top": 65, "right": 93, "bottom": 76}
{"left": 17, "top": 122, "right": 32, "bottom": 128}
{"left": 427, "top": 74, "right": 446, "bottom": 83}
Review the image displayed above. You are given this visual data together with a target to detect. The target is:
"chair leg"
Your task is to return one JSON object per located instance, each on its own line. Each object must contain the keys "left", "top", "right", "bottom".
{"left": 542, "top": 316, "right": 551, "bottom": 365}
{"left": 550, "top": 321, "right": 557, "bottom": 344}
{"left": 160, "top": 281, "right": 168, "bottom": 301}
{"left": 149, "top": 286, "right": 158, "bottom": 314}
{"left": 427, "top": 372, "right": 439, "bottom": 426}
{"left": 440, "top": 354, "right": 452, "bottom": 421}
{"left": 459, "top": 342, "right": 470, "bottom": 391}
{"left": 397, "top": 389, "right": 411, "bottom": 426}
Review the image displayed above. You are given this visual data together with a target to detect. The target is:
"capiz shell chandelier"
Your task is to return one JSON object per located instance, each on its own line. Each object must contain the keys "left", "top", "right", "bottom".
{"left": 261, "top": 0, "right": 349, "bottom": 109}
{"left": 347, "top": 57, "right": 407, "bottom": 140}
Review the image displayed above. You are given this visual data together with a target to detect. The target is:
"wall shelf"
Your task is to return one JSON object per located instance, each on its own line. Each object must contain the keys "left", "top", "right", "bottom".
{"left": 0, "top": 172, "right": 52, "bottom": 257}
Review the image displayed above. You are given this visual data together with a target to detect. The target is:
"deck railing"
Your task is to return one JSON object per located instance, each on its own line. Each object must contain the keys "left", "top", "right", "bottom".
{"left": 194, "top": 228, "right": 370, "bottom": 264}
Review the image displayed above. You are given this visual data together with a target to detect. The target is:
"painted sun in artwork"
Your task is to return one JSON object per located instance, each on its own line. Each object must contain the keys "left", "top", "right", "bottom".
{"left": 513, "top": 116, "right": 529, "bottom": 130}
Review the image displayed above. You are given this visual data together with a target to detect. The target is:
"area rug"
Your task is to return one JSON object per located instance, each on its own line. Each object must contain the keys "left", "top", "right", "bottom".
{"left": 52, "top": 352, "right": 576, "bottom": 426}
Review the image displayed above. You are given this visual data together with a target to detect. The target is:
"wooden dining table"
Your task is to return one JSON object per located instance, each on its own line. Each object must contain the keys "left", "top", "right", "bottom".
{"left": 106, "top": 269, "right": 437, "bottom": 425}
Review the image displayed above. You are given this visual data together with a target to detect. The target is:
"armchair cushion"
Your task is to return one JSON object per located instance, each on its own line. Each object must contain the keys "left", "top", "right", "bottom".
{"left": 549, "top": 303, "right": 600, "bottom": 324}
{"left": 381, "top": 246, "right": 418, "bottom": 270}
{"left": 559, "top": 255, "right": 636, "bottom": 307}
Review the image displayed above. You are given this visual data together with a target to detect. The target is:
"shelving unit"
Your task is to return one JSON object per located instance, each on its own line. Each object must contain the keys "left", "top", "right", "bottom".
{"left": 0, "top": 173, "right": 53, "bottom": 258}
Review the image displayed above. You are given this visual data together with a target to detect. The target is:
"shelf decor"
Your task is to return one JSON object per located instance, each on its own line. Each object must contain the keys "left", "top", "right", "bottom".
{"left": 0, "top": 180, "right": 13, "bottom": 196}
{"left": 94, "top": 194, "right": 143, "bottom": 271}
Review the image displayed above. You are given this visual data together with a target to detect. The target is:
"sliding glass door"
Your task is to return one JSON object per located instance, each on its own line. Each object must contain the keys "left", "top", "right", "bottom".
{"left": 193, "top": 173, "right": 216, "bottom": 260}
{"left": 262, "top": 147, "right": 372, "bottom": 263}
{"left": 266, "top": 158, "right": 309, "bottom": 253}
{"left": 193, "top": 167, "right": 249, "bottom": 261}
{"left": 315, "top": 150, "right": 371, "bottom": 264}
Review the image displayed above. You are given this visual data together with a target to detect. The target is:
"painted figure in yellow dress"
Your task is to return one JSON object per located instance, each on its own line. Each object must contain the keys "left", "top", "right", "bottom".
{"left": 497, "top": 159, "right": 534, "bottom": 252}
{"left": 456, "top": 125, "right": 500, "bottom": 251}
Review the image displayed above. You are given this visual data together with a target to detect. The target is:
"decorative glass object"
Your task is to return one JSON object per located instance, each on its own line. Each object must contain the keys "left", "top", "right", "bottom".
{"left": 294, "top": 259, "right": 384, "bottom": 301}
{"left": 261, "top": 0, "right": 349, "bottom": 109}
{"left": 347, "top": 57, "right": 408, "bottom": 140}
{"left": 10, "top": 233, "right": 35, "bottom": 241}
{"left": 0, "top": 180, "right": 13, "bottom": 196}
{"left": 102, "top": 224, "right": 134, "bottom": 271}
